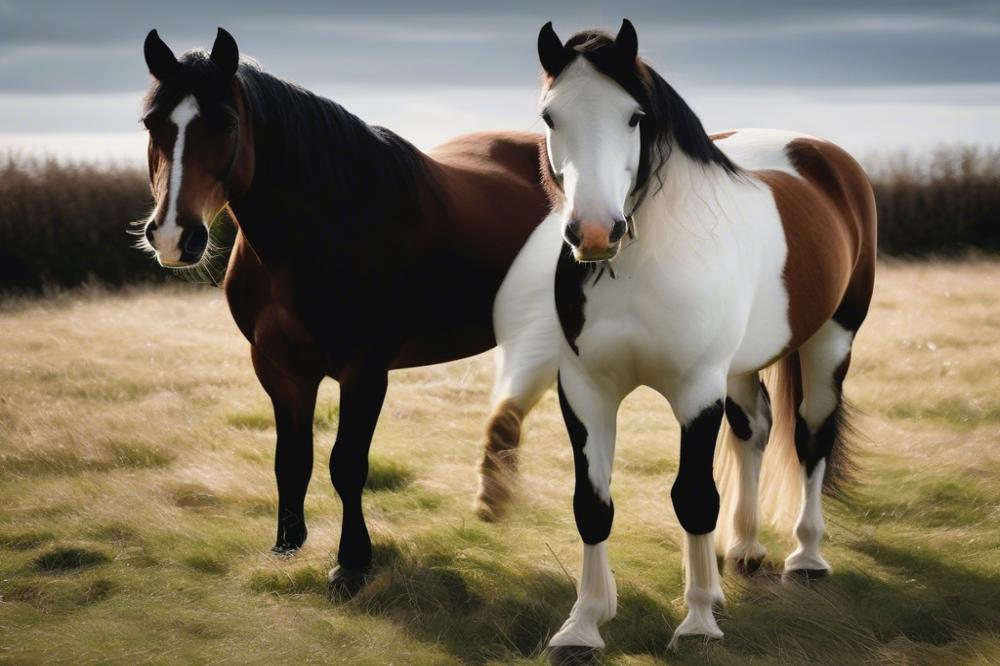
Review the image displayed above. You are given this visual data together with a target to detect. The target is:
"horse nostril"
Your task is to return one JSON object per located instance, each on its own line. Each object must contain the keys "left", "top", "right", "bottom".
{"left": 564, "top": 220, "right": 582, "bottom": 248}
{"left": 144, "top": 222, "right": 157, "bottom": 246}
{"left": 179, "top": 225, "right": 209, "bottom": 263}
{"left": 609, "top": 218, "right": 627, "bottom": 243}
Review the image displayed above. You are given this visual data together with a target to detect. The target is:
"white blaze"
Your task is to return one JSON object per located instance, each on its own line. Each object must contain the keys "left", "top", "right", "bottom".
{"left": 153, "top": 95, "right": 199, "bottom": 263}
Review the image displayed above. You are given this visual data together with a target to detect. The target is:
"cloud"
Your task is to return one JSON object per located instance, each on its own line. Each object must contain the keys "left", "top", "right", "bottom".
{"left": 1, "top": 1, "right": 999, "bottom": 159}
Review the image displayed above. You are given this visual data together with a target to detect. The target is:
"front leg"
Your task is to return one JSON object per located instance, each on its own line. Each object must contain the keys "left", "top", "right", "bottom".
{"left": 666, "top": 376, "right": 726, "bottom": 649}
{"left": 548, "top": 369, "right": 620, "bottom": 662}
{"left": 252, "top": 346, "right": 321, "bottom": 554}
{"left": 327, "top": 363, "right": 388, "bottom": 599}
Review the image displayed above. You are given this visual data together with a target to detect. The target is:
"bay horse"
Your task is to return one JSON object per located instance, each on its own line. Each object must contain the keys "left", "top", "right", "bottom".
{"left": 489, "top": 20, "right": 876, "bottom": 657}
{"left": 138, "top": 28, "right": 549, "bottom": 595}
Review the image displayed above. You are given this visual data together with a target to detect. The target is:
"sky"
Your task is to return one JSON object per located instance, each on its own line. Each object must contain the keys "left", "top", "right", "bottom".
{"left": 2, "top": 0, "right": 999, "bottom": 165}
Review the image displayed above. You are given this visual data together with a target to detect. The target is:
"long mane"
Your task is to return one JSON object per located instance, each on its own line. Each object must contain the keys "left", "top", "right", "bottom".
{"left": 143, "top": 50, "right": 440, "bottom": 233}
{"left": 547, "top": 31, "right": 741, "bottom": 206}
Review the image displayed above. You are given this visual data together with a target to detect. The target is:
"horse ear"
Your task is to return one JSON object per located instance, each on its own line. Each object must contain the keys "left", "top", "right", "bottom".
{"left": 144, "top": 29, "right": 178, "bottom": 81}
{"left": 210, "top": 27, "right": 239, "bottom": 78}
{"left": 538, "top": 21, "right": 570, "bottom": 78}
{"left": 614, "top": 18, "right": 639, "bottom": 65}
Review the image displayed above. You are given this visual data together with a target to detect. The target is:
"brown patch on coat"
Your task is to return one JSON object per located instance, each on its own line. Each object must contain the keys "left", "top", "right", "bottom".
{"left": 710, "top": 130, "right": 738, "bottom": 142}
{"left": 758, "top": 137, "right": 877, "bottom": 349}
{"left": 538, "top": 135, "right": 566, "bottom": 209}
{"left": 473, "top": 399, "right": 524, "bottom": 522}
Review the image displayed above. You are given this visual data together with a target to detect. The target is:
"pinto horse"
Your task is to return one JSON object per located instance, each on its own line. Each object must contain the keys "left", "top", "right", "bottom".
{"left": 489, "top": 20, "right": 876, "bottom": 656}
{"left": 139, "top": 28, "right": 549, "bottom": 595}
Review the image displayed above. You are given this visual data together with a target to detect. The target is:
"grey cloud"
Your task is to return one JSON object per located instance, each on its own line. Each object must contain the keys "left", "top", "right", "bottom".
{"left": 0, "top": 1, "right": 998, "bottom": 96}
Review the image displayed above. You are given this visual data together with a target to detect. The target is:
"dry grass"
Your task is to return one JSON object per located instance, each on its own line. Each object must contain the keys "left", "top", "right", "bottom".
{"left": 0, "top": 261, "right": 998, "bottom": 664}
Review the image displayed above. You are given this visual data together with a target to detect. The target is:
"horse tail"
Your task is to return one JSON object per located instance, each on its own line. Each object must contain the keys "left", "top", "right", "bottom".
{"left": 756, "top": 352, "right": 807, "bottom": 534}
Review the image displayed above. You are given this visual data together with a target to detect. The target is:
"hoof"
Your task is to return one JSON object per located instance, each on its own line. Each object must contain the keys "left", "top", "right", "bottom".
{"left": 733, "top": 556, "right": 765, "bottom": 577}
{"left": 473, "top": 495, "right": 504, "bottom": 523}
{"left": 782, "top": 567, "right": 830, "bottom": 583}
{"left": 669, "top": 602, "right": 724, "bottom": 651}
{"left": 549, "top": 645, "right": 601, "bottom": 666}
{"left": 271, "top": 542, "right": 303, "bottom": 557}
{"left": 327, "top": 565, "right": 372, "bottom": 601}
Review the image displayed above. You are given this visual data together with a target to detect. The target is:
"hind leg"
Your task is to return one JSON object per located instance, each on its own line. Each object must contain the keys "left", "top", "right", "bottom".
{"left": 784, "top": 320, "right": 853, "bottom": 577}
{"left": 474, "top": 342, "right": 558, "bottom": 521}
{"left": 722, "top": 373, "right": 772, "bottom": 574}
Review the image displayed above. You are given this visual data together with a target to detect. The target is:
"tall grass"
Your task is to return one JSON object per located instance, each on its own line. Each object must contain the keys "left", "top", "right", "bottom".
{"left": 0, "top": 262, "right": 998, "bottom": 663}
{"left": 0, "top": 147, "right": 997, "bottom": 294}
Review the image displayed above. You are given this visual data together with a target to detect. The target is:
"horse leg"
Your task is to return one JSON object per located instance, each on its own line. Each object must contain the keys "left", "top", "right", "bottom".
{"left": 473, "top": 346, "right": 557, "bottom": 522}
{"left": 784, "top": 319, "right": 853, "bottom": 578}
{"left": 548, "top": 370, "right": 619, "bottom": 660}
{"left": 476, "top": 214, "right": 562, "bottom": 522}
{"left": 327, "top": 364, "right": 388, "bottom": 599}
{"left": 252, "top": 346, "right": 321, "bottom": 554}
{"left": 667, "top": 375, "right": 726, "bottom": 649}
{"left": 721, "top": 373, "right": 772, "bottom": 574}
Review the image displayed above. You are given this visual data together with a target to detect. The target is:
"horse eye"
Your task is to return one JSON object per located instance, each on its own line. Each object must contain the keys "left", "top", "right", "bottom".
{"left": 542, "top": 112, "right": 555, "bottom": 130}
{"left": 628, "top": 112, "right": 643, "bottom": 128}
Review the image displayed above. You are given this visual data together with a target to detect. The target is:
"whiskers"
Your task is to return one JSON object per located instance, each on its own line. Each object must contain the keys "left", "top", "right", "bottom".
{"left": 126, "top": 216, "right": 158, "bottom": 258}
{"left": 127, "top": 210, "right": 234, "bottom": 288}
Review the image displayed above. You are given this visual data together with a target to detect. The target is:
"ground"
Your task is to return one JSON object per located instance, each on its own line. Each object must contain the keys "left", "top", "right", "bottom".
{"left": 1, "top": 260, "right": 999, "bottom": 665}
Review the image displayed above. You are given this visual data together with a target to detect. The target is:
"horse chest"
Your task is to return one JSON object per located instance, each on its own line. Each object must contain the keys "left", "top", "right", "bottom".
{"left": 556, "top": 187, "right": 792, "bottom": 385}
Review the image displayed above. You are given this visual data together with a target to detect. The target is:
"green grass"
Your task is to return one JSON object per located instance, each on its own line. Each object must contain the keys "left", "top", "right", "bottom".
{"left": 0, "top": 262, "right": 999, "bottom": 663}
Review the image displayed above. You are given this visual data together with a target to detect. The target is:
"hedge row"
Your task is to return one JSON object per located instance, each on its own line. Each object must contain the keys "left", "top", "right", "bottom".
{"left": 0, "top": 148, "right": 997, "bottom": 294}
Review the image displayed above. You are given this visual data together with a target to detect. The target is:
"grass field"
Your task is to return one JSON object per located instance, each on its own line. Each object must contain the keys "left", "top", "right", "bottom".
{"left": 1, "top": 260, "right": 999, "bottom": 665}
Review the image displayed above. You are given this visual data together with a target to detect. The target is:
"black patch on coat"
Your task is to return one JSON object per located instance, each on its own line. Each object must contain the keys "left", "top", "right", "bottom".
{"left": 554, "top": 243, "right": 595, "bottom": 355}
{"left": 795, "top": 406, "right": 842, "bottom": 479}
{"left": 671, "top": 400, "right": 724, "bottom": 535}
{"left": 558, "top": 375, "right": 614, "bottom": 545}
{"left": 724, "top": 397, "right": 753, "bottom": 441}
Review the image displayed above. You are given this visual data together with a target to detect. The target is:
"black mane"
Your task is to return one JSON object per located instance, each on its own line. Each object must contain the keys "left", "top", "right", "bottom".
{"left": 562, "top": 31, "right": 741, "bottom": 202}
{"left": 143, "top": 50, "right": 438, "bottom": 233}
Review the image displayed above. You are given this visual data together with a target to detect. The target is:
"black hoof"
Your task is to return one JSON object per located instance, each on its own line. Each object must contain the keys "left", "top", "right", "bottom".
{"left": 549, "top": 645, "right": 600, "bottom": 666}
{"left": 735, "top": 556, "right": 764, "bottom": 577}
{"left": 783, "top": 568, "right": 830, "bottom": 583}
{"left": 327, "top": 565, "right": 372, "bottom": 601}
{"left": 271, "top": 542, "right": 303, "bottom": 556}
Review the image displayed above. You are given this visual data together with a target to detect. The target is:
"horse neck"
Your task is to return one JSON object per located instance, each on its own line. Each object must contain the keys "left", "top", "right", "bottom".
{"left": 630, "top": 146, "right": 742, "bottom": 253}
{"left": 228, "top": 92, "right": 436, "bottom": 268}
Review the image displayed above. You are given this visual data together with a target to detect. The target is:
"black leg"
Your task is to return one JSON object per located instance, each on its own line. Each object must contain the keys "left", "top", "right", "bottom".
{"left": 671, "top": 400, "right": 724, "bottom": 536}
{"left": 252, "top": 346, "right": 320, "bottom": 555}
{"left": 328, "top": 364, "right": 387, "bottom": 598}
{"left": 272, "top": 400, "right": 316, "bottom": 553}
{"left": 558, "top": 377, "right": 614, "bottom": 545}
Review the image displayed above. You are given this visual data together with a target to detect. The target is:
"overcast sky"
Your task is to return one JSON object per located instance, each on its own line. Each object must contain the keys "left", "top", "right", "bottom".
{"left": 2, "top": 0, "right": 999, "bottom": 164}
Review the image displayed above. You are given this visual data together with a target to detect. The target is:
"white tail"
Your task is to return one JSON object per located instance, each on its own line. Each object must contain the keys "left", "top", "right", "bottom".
{"left": 715, "top": 354, "right": 803, "bottom": 554}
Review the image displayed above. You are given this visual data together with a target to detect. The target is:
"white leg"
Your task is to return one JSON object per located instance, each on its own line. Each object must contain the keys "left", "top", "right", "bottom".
{"left": 669, "top": 532, "right": 724, "bottom": 649}
{"left": 723, "top": 374, "right": 771, "bottom": 571}
{"left": 549, "top": 541, "right": 617, "bottom": 649}
{"left": 477, "top": 214, "right": 562, "bottom": 520}
{"left": 784, "top": 320, "right": 853, "bottom": 576}
{"left": 549, "top": 367, "right": 620, "bottom": 652}
{"left": 661, "top": 373, "right": 727, "bottom": 648}
{"left": 785, "top": 459, "right": 829, "bottom": 572}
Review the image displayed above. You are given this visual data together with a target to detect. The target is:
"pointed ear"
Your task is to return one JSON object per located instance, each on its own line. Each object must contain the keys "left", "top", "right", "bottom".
{"left": 210, "top": 27, "right": 239, "bottom": 78}
{"left": 614, "top": 18, "right": 638, "bottom": 64}
{"left": 144, "top": 29, "right": 178, "bottom": 81}
{"left": 538, "top": 21, "right": 570, "bottom": 78}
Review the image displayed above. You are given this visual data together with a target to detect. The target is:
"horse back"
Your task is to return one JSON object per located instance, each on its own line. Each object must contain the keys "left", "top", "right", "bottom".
{"left": 427, "top": 131, "right": 550, "bottom": 271}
